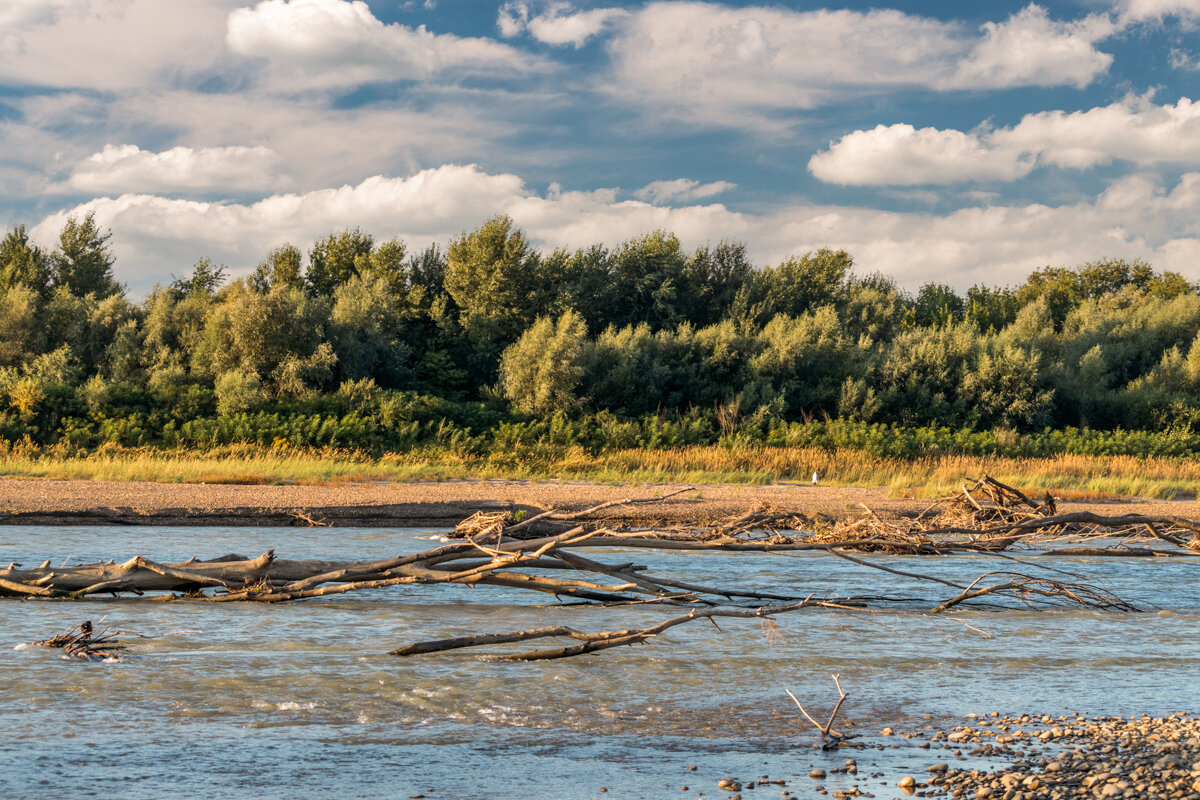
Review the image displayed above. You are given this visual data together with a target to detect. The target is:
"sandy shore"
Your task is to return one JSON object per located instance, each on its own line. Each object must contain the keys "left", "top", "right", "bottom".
{"left": 0, "top": 476, "right": 1194, "bottom": 528}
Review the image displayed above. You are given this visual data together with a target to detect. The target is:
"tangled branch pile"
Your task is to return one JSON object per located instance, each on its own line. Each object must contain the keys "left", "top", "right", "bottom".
{"left": 32, "top": 620, "right": 127, "bottom": 661}
{"left": 3, "top": 479, "right": 1191, "bottom": 660}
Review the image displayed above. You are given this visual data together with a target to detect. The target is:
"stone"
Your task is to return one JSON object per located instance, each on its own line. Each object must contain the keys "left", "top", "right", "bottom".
{"left": 809, "top": 770, "right": 826, "bottom": 780}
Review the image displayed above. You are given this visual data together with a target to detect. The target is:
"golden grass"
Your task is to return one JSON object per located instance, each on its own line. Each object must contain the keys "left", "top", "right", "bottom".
{"left": 0, "top": 442, "right": 1196, "bottom": 500}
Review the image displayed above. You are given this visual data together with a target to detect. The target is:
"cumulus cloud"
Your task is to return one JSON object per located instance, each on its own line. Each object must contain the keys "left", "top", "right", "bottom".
{"left": 227, "top": 0, "right": 537, "bottom": 87}
{"left": 808, "top": 124, "right": 1035, "bottom": 186}
{"left": 608, "top": 3, "right": 961, "bottom": 120}
{"left": 946, "top": 5, "right": 1116, "bottom": 90}
{"left": 810, "top": 97, "right": 1200, "bottom": 185}
{"left": 498, "top": 2, "right": 629, "bottom": 47}
{"left": 996, "top": 96, "right": 1200, "bottom": 168}
{"left": 605, "top": 2, "right": 1118, "bottom": 125}
{"left": 633, "top": 179, "right": 735, "bottom": 203}
{"left": 29, "top": 163, "right": 1200, "bottom": 295}
{"left": 62, "top": 144, "right": 286, "bottom": 194}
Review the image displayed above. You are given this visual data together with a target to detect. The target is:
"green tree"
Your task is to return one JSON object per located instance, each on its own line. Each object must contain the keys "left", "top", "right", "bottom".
{"left": 193, "top": 281, "right": 333, "bottom": 395}
{"left": 329, "top": 272, "right": 412, "bottom": 386}
{"left": 171, "top": 258, "right": 228, "bottom": 297}
{"left": 602, "top": 231, "right": 690, "bottom": 330}
{"left": 500, "top": 309, "right": 588, "bottom": 416}
{"left": 51, "top": 213, "right": 120, "bottom": 298}
{"left": 762, "top": 249, "right": 852, "bottom": 319}
{"left": 0, "top": 225, "right": 50, "bottom": 296}
{"left": 444, "top": 216, "right": 541, "bottom": 370}
{"left": 0, "top": 286, "right": 41, "bottom": 367}
{"left": 966, "top": 284, "right": 1021, "bottom": 332}
{"left": 683, "top": 241, "right": 755, "bottom": 326}
{"left": 251, "top": 244, "right": 304, "bottom": 292}
{"left": 307, "top": 228, "right": 374, "bottom": 297}
{"left": 215, "top": 369, "right": 263, "bottom": 415}
{"left": 911, "top": 282, "right": 965, "bottom": 327}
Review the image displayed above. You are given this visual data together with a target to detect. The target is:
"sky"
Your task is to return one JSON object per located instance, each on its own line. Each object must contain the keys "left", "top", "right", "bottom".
{"left": 2, "top": 0, "right": 1200, "bottom": 295}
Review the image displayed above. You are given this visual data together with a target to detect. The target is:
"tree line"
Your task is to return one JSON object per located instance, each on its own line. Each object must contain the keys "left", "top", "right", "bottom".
{"left": 2, "top": 213, "right": 1200, "bottom": 454}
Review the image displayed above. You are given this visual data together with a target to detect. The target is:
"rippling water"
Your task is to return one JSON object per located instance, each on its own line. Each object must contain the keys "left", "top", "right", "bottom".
{"left": 2, "top": 525, "right": 1198, "bottom": 799}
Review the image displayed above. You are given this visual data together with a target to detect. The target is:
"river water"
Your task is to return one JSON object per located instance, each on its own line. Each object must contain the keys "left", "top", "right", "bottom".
{"left": 2, "top": 524, "right": 1198, "bottom": 799}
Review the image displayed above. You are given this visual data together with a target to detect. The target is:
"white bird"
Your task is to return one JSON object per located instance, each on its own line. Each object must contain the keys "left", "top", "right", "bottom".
{"left": 811, "top": 471, "right": 819, "bottom": 485}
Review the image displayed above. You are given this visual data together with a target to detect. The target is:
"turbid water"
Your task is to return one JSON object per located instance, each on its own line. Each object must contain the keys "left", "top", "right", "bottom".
{"left": 2, "top": 525, "right": 1198, "bottom": 799}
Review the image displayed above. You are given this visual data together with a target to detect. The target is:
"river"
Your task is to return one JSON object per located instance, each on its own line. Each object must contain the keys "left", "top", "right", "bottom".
{"left": 2, "top": 524, "right": 1198, "bottom": 799}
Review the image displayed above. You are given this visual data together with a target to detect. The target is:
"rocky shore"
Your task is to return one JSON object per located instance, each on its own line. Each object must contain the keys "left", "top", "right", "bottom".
{"left": 703, "top": 712, "right": 1200, "bottom": 800}
{"left": 923, "top": 712, "right": 1200, "bottom": 799}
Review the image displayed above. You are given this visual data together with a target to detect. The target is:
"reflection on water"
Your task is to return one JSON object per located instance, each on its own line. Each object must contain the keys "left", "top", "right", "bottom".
{"left": 1, "top": 525, "right": 1198, "bottom": 798}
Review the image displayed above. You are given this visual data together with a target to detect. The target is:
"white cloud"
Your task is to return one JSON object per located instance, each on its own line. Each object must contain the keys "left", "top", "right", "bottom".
{"left": 0, "top": 88, "right": 519, "bottom": 199}
{"left": 1118, "top": 0, "right": 1200, "bottom": 23}
{"left": 633, "top": 179, "right": 735, "bottom": 203}
{"left": 1170, "top": 48, "right": 1200, "bottom": 69}
{"left": 0, "top": 0, "right": 237, "bottom": 89}
{"left": 0, "top": 0, "right": 90, "bottom": 55}
{"left": 608, "top": 2, "right": 961, "bottom": 121}
{"left": 0, "top": 0, "right": 89, "bottom": 29}
{"left": 498, "top": 2, "right": 629, "bottom": 47}
{"left": 29, "top": 164, "right": 1200, "bottom": 295}
{"left": 61, "top": 144, "right": 286, "bottom": 194}
{"left": 810, "top": 97, "right": 1200, "bottom": 185}
{"left": 31, "top": 165, "right": 527, "bottom": 290}
{"left": 227, "top": 0, "right": 537, "bottom": 87}
{"left": 996, "top": 96, "right": 1200, "bottom": 168}
{"left": 605, "top": 2, "right": 1117, "bottom": 125}
{"left": 946, "top": 5, "right": 1115, "bottom": 90}
{"left": 808, "top": 124, "right": 1035, "bottom": 186}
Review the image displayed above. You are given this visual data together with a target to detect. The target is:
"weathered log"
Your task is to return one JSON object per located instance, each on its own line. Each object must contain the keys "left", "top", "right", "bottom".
{"left": 390, "top": 599, "right": 832, "bottom": 660}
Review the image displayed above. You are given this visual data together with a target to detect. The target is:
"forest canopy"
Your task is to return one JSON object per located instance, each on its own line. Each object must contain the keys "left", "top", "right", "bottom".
{"left": 3, "top": 213, "right": 1200, "bottom": 458}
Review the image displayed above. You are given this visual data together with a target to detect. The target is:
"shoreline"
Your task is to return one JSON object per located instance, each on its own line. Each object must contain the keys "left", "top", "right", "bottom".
{"left": 1, "top": 476, "right": 1195, "bottom": 528}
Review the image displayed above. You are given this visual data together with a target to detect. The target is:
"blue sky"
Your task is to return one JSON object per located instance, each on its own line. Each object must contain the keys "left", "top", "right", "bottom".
{"left": 2, "top": 0, "right": 1199, "bottom": 294}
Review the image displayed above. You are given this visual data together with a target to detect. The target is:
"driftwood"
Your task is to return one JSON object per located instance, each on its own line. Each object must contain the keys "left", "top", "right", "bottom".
{"left": 4, "top": 479, "right": 1192, "bottom": 660}
{"left": 787, "top": 674, "right": 855, "bottom": 749}
{"left": 32, "top": 620, "right": 127, "bottom": 661}
{"left": 390, "top": 600, "right": 834, "bottom": 660}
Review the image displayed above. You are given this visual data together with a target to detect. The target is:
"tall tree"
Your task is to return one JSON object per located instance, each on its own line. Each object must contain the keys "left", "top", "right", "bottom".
{"left": 52, "top": 213, "right": 120, "bottom": 298}
{"left": 307, "top": 228, "right": 374, "bottom": 297}
{"left": 0, "top": 224, "right": 50, "bottom": 296}
{"left": 444, "top": 215, "right": 540, "bottom": 345}
{"left": 251, "top": 244, "right": 304, "bottom": 292}
{"left": 171, "top": 258, "right": 228, "bottom": 297}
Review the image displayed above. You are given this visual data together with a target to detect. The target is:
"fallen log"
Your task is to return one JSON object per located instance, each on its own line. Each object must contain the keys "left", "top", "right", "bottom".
{"left": 5, "top": 484, "right": 1176, "bottom": 661}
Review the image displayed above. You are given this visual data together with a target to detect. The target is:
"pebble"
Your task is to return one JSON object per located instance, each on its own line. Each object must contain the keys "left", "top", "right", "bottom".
{"left": 912, "top": 711, "right": 1200, "bottom": 800}
{"left": 809, "top": 769, "right": 826, "bottom": 779}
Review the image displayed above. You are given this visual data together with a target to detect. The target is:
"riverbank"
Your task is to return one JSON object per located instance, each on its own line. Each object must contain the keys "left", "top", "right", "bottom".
{"left": 702, "top": 712, "right": 1200, "bottom": 799}
{"left": 3, "top": 443, "right": 1200, "bottom": 501}
{"left": 0, "top": 475, "right": 1195, "bottom": 527}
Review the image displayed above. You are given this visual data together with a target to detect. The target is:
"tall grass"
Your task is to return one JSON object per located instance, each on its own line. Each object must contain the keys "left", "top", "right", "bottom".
{"left": 0, "top": 440, "right": 1196, "bottom": 499}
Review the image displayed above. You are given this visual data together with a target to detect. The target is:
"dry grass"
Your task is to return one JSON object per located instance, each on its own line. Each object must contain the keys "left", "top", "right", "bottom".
{"left": 0, "top": 442, "right": 1196, "bottom": 500}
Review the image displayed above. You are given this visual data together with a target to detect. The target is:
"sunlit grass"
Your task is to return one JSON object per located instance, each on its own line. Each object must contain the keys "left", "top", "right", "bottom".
{"left": 0, "top": 441, "right": 1196, "bottom": 500}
